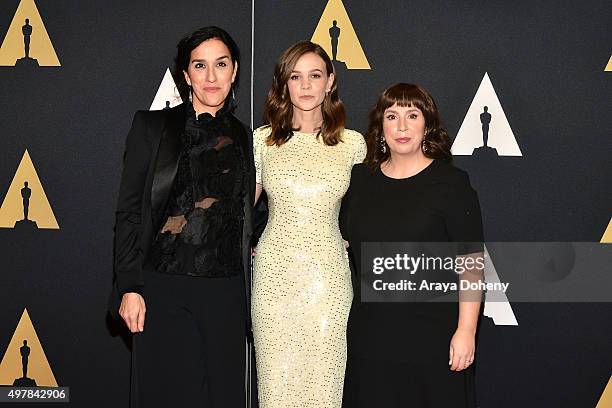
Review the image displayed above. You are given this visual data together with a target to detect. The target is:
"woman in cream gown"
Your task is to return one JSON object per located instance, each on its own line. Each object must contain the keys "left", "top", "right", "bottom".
{"left": 252, "top": 41, "right": 365, "bottom": 407}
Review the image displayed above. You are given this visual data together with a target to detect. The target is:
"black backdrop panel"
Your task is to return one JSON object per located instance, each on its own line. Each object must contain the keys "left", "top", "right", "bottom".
{"left": 0, "top": 0, "right": 251, "bottom": 406}
{"left": 253, "top": 1, "right": 612, "bottom": 407}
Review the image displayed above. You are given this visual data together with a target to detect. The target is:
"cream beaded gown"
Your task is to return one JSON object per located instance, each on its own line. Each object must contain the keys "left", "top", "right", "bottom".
{"left": 252, "top": 126, "right": 366, "bottom": 407}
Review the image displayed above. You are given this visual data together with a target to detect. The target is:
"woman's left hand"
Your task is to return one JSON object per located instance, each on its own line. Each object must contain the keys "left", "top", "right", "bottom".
{"left": 449, "top": 328, "right": 475, "bottom": 371}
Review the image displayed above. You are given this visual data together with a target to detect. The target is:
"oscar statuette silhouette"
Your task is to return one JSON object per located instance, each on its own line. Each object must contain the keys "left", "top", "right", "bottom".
{"left": 14, "top": 181, "right": 38, "bottom": 229}
{"left": 13, "top": 340, "right": 37, "bottom": 386}
{"left": 472, "top": 106, "right": 499, "bottom": 159}
{"left": 15, "top": 18, "right": 39, "bottom": 67}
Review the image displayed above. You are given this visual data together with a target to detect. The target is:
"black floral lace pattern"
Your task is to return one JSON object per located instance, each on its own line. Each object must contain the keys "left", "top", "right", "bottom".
{"left": 155, "top": 102, "right": 245, "bottom": 277}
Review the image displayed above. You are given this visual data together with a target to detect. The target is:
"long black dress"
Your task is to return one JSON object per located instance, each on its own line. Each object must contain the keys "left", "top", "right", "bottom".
{"left": 341, "top": 159, "right": 484, "bottom": 408}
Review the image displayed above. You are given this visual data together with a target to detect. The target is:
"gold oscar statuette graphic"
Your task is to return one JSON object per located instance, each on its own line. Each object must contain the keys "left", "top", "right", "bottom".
{"left": 0, "top": 149, "right": 59, "bottom": 229}
{"left": 0, "top": 0, "right": 60, "bottom": 66}
{"left": 596, "top": 375, "right": 612, "bottom": 408}
{"left": 605, "top": 54, "right": 612, "bottom": 72}
{"left": 601, "top": 217, "right": 612, "bottom": 243}
{"left": 311, "top": 0, "right": 370, "bottom": 70}
{"left": 0, "top": 309, "right": 58, "bottom": 387}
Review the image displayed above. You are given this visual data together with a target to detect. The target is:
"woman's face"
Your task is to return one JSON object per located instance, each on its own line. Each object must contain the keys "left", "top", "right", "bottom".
{"left": 287, "top": 52, "right": 334, "bottom": 113}
{"left": 382, "top": 103, "right": 427, "bottom": 157}
{"left": 183, "top": 38, "right": 237, "bottom": 115}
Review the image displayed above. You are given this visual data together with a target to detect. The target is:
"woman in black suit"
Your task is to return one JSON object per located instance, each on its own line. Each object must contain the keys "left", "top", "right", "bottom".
{"left": 110, "top": 26, "right": 254, "bottom": 408}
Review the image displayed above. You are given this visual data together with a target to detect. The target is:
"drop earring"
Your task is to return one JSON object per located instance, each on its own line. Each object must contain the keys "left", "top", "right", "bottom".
{"left": 421, "top": 139, "right": 429, "bottom": 153}
{"left": 421, "top": 131, "right": 430, "bottom": 153}
{"left": 380, "top": 135, "right": 387, "bottom": 153}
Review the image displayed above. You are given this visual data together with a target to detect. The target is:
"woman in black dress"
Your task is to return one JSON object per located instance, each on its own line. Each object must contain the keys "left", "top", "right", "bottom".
{"left": 341, "top": 83, "right": 484, "bottom": 407}
{"left": 110, "top": 27, "right": 255, "bottom": 408}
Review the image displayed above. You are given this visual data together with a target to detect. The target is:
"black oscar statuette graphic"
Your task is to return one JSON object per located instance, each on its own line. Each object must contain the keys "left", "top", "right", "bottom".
{"left": 15, "top": 18, "right": 39, "bottom": 67}
{"left": 480, "top": 106, "right": 491, "bottom": 147}
{"left": 329, "top": 20, "right": 340, "bottom": 61}
{"left": 22, "top": 181, "right": 30, "bottom": 220}
{"left": 328, "top": 20, "right": 349, "bottom": 73}
{"left": 13, "top": 340, "right": 37, "bottom": 387}
{"left": 14, "top": 181, "right": 38, "bottom": 229}
{"left": 473, "top": 106, "right": 498, "bottom": 158}
{"left": 23, "top": 19, "right": 31, "bottom": 57}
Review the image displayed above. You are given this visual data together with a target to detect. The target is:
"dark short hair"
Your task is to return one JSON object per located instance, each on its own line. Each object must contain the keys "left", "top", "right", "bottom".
{"left": 173, "top": 26, "right": 240, "bottom": 102}
{"left": 364, "top": 83, "right": 452, "bottom": 170}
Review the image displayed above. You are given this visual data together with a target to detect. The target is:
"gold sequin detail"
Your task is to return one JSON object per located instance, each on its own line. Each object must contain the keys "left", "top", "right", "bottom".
{"left": 252, "top": 126, "right": 366, "bottom": 407}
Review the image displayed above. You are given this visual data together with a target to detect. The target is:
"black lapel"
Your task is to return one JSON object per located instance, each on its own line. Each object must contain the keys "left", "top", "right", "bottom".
{"left": 150, "top": 104, "right": 186, "bottom": 217}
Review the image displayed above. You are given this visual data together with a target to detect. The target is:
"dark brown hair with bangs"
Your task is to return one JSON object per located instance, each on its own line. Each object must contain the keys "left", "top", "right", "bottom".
{"left": 364, "top": 83, "right": 452, "bottom": 170}
{"left": 263, "top": 41, "right": 345, "bottom": 146}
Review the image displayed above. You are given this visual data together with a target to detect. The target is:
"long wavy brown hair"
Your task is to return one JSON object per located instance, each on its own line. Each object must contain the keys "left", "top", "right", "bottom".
{"left": 263, "top": 41, "right": 345, "bottom": 146}
{"left": 364, "top": 83, "right": 452, "bottom": 171}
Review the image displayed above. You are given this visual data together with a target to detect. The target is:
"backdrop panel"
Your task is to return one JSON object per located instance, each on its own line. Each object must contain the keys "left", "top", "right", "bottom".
{"left": 253, "top": 1, "right": 612, "bottom": 407}
{"left": 0, "top": 0, "right": 252, "bottom": 406}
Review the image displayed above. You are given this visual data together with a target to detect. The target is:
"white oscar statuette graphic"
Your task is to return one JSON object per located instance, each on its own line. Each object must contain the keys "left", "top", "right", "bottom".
{"left": 150, "top": 68, "right": 183, "bottom": 111}
{"left": 483, "top": 245, "right": 518, "bottom": 326}
{"left": 452, "top": 72, "right": 522, "bottom": 156}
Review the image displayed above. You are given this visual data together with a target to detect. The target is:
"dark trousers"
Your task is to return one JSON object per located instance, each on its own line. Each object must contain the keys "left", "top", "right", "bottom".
{"left": 131, "top": 271, "right": 246, "bottom": 408}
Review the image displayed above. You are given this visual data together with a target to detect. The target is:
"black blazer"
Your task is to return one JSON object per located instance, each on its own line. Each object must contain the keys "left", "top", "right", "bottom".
{"left": 108, "top": 103, "right": 255, "bottom": 332}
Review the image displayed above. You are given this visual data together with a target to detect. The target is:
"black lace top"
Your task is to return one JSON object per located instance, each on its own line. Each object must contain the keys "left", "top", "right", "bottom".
{"left": 153, "top": 101, "right": 245, "bottom": 277}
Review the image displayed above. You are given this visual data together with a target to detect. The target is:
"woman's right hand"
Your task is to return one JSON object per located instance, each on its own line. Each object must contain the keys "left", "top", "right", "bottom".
{"left": 119, "top": 293, "right": 146, "bottom": 333}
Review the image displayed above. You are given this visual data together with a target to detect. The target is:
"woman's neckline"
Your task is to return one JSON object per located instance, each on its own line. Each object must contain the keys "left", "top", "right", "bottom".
{"left": 378, "top": 159, "right": 437, "bottom": 181}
